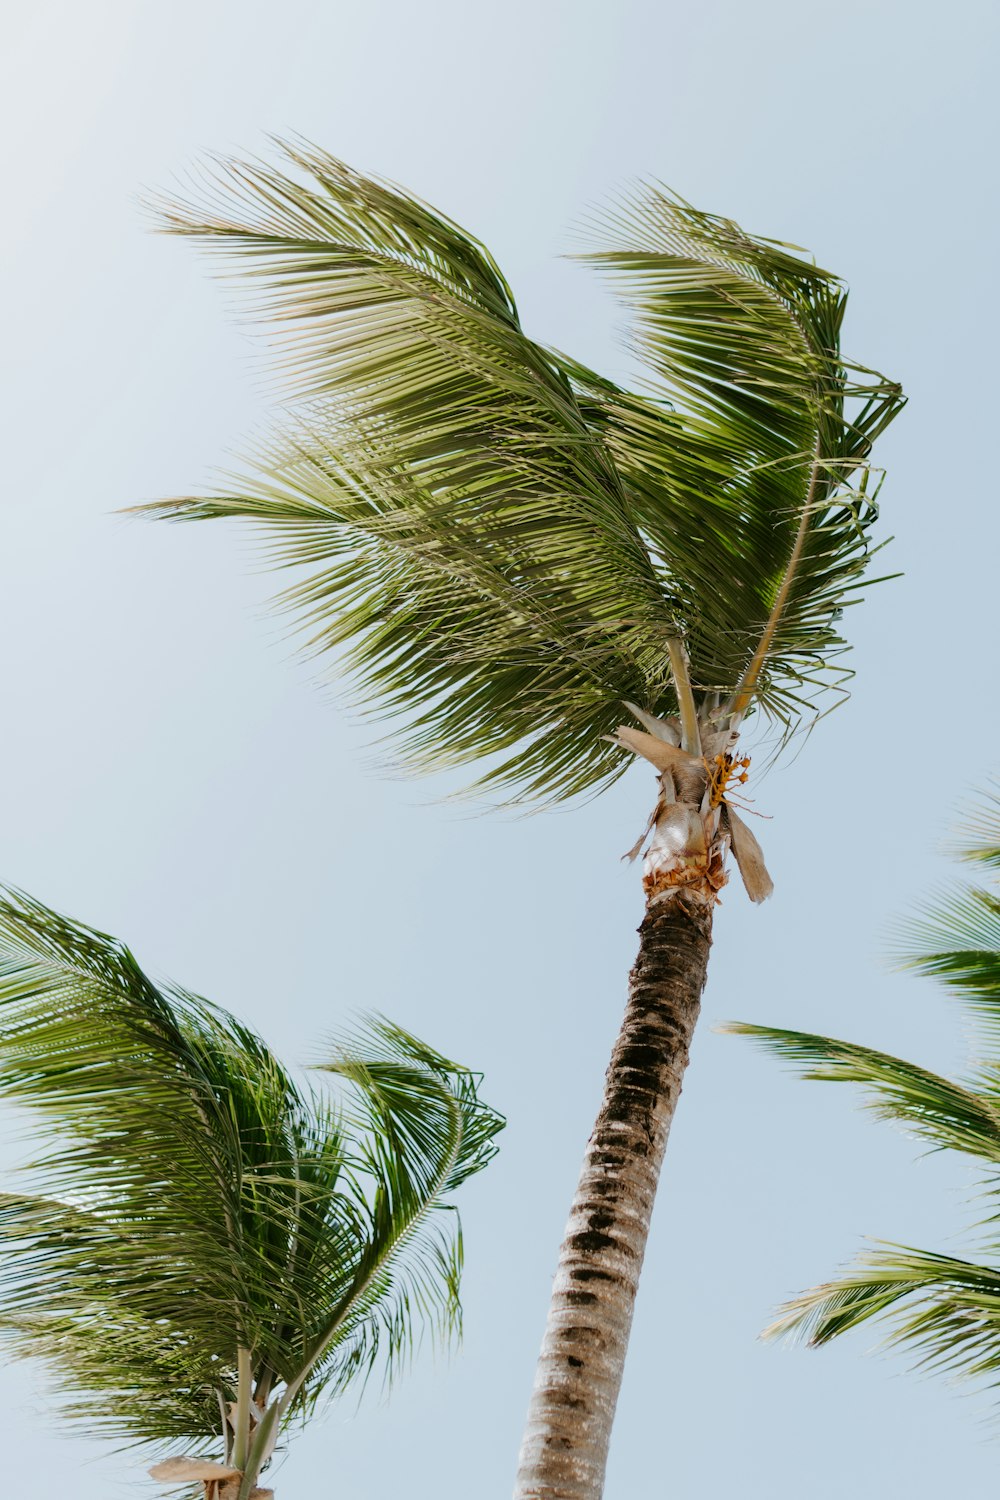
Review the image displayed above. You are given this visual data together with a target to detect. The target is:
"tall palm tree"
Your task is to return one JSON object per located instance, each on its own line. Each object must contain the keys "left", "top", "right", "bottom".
{"left": 728, "top": 785, "right": 1000, "bottom": 1404}
{"left": 141, "top": 140, "right": 904, "bottom": 1498}
{"left": 0, "top": 888, "right": 502, "bottom": 1499}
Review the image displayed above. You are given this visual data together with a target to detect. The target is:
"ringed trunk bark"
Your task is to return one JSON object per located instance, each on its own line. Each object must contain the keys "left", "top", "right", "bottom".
{"left": 513, "top": 885, "right": 714, "bottom": 1500}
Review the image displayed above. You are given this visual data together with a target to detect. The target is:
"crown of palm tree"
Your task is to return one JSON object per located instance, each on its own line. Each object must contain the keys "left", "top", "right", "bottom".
{"left": 141, "top": 140, "right": 904, "bottom": 804}
{"left": 728, "top": 784, "right": 1000, "bottom": 1396}
{"left": 0, "top": 890, "right": 502, "bottom": 1494}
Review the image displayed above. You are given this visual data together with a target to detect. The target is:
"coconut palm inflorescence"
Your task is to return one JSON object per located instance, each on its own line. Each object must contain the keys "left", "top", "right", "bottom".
{"left": 142, "top": 141, "right": 904, "bottom": 1499}
{"left": 0, "top": 890, "right": 502, "bottom": 1499}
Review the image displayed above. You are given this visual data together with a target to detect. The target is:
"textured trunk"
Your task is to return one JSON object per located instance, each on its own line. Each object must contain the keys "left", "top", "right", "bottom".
{"left": 514, "top": 885, "right": 714, "bottom": 1500}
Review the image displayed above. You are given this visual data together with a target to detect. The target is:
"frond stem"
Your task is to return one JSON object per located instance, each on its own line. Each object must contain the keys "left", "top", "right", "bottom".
{"left": 217, "top": 1389, "right": 231, "bottom": 1463}
{"left": 727, "top": 433, "right": 823, "bottom": 729}
{"left": 231, "top": 1346, "right": 253, "bottom": 1471}
{"left": 665, "top": 636, "right": 701, "bottom": 755}
{"left": 240, "top": 1403, "right": 281, "bottom": 1500}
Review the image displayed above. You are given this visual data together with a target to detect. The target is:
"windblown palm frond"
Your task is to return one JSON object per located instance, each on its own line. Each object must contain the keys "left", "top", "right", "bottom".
{"left": 764, "top": 1246, "right": 1000, "bottom": 1380}
{"left": 946, "top": 780, "right": 1000, "bottom": 870}
{"left": 139, "top": 141, "right": 903, "bottom": 803}
{"left": 0, "top": 890, "right": 502, "bottom": 1494}
{"left": 890, "top": 781, "right": 1000, "bottom": 1042}
{"left": 574, "top": 189, "right": 903, "bottom": 729}
{"left": 725, "top": 785, "right": 1000, "bottom": 1409}
{"left": 723, "top": 1024, "right": 1000, "bottom": 1164}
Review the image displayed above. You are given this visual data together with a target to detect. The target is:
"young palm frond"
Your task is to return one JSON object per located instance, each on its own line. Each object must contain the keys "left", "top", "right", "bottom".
{"left": 726, "top": 786, "right": 1000, "bottom": 1409}
{"left": 139, "top": 141, "right": 903, "bottom": 804}
{"left": 0, "top": 890, "right": 502, "bottom": 1497}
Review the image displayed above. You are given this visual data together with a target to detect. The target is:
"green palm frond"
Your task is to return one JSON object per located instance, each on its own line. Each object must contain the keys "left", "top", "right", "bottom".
{"left": 947, "top": 781, "right": 1000, "bottom": 870}
{"left": 278, "top": 1018, "right": 502, "bottom": 1418}
{"left": 576, "top": 188, "right": 903, "bottom": 727}
{"left": 767, "top": 1245, "right": 1000, "bottom": 1383}
{"left": 139, "top": 142, "right": 903, "bottom": 803}
{"left": 723, "top": 1024, "right": 1000, "bottom": 1163}
{"left": 891, "top": 784, "right": 1000, "bottom": 1045}
{"left": 893, "top": 884, "right": 1000, "bottom": 1046}
{"left": 0, "top": 889, "right": 502, "bottom": 1485}
{"left": 143, "top": 142, "right": 663, "bottom": 803}
{"left": 727, "top": 780, "right": 1000, "bottom": 1410}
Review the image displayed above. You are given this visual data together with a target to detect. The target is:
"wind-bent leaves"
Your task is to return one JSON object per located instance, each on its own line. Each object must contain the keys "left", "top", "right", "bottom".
{"left": 0, "top": 889, "right": 502, "bottom": 1467}
{"left": 946, "top": 780, "right": 1000, "bottom": 871}
{"left": 575, "top": 187, "right": 904, "bottom": 729}
{"left": 889, "top": 783, "right": 1000, "bottom": 1043}
{"left": 140, "top": 142, "right": 903, "bottom": 803}
{"left": 764, "top": 1246, "right": 1000, "bottom": 1382}
{"left": 726, "top": 786, "right": 1000, "bottom": 1409}
{"left": 726, "top": 1024, "right": 1000, "bottom": 1164}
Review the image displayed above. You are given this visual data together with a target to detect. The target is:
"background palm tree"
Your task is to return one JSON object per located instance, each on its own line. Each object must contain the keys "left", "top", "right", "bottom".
{"left": 142, "top": 140, "right": 904, "bottom": 1499}
{"left": 0, "top": 888, "right": 502, "bottom": 1500}
{"left": 728, "top": 784, "right": 1000, "bottom": 1404}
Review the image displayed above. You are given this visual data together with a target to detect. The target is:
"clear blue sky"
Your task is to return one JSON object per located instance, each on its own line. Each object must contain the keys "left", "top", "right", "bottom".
{"left": 2, "top": 2, "right": 998, "bottom": 1496}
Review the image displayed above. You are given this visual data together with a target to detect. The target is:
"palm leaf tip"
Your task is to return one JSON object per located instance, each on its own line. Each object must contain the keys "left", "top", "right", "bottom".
{"left": 761, "top": 1265, "right": 914, "bottom": 1348}
{"left": 317, "top": 1015, "right": 505, "bottom": 1193}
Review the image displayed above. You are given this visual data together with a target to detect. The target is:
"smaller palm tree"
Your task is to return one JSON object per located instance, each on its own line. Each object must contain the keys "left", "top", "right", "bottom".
{"left": 727, "top": 784, "right": 1000, "bottom": 1404}
{"left": 0, "top": 889, "right": 502, "bottom": 1499}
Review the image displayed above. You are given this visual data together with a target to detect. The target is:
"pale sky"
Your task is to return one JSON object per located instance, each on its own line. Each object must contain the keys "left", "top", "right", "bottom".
{"left": 1, "top": 2, "right": 999, "bottom": 1496}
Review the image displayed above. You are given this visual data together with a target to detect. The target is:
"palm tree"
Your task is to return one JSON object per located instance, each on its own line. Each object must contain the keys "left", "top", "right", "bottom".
{"left": 728, "top": 784, "right": 1000, "bottom": 1405}
{"left": 141, "top": 141, "right": 904, "bottom": 1499}
{"left": 0, "top": 888, "right": 502, "bottom": 1499}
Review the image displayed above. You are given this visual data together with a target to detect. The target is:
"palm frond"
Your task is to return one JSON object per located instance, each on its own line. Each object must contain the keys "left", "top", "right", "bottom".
{"left": 142, "top": 142, "right": 673, "bottom": 804}
{"left": 768, "top": 1244, "right": 1000, "bottom": 1389}
{"left": 723, "top": 1023, "right": 1000, "bottom": 1163}
{"left": 140, "top": 143, "right": 902, "bottom": 802}
{"left": 576, "top": 186, "right": 905, "bottom": 730}
{"left": 277, "top": 1018, "right": 502, "bottom": 1418}
{"left": 891, "top": 786, "right": 1000, "bottom": 1044}
{"left": 893, "top": 886, "right": 1000, "bottom": 1038}
{"left": 946, "top": 781, "right": 1000, "bottom": 870}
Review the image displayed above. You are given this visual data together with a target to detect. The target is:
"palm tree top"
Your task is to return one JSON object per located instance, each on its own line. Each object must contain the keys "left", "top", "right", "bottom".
{"left": 0, "top": 888, "right": 502, "bottom": 1483}
{"left": 142, "top": 140, "right": 904, "bottom": 803}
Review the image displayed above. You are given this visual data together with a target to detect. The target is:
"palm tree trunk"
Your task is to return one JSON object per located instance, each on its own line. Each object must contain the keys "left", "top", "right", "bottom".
{"left": 514, "top": 885, "right": 714, "bottom": 1500}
